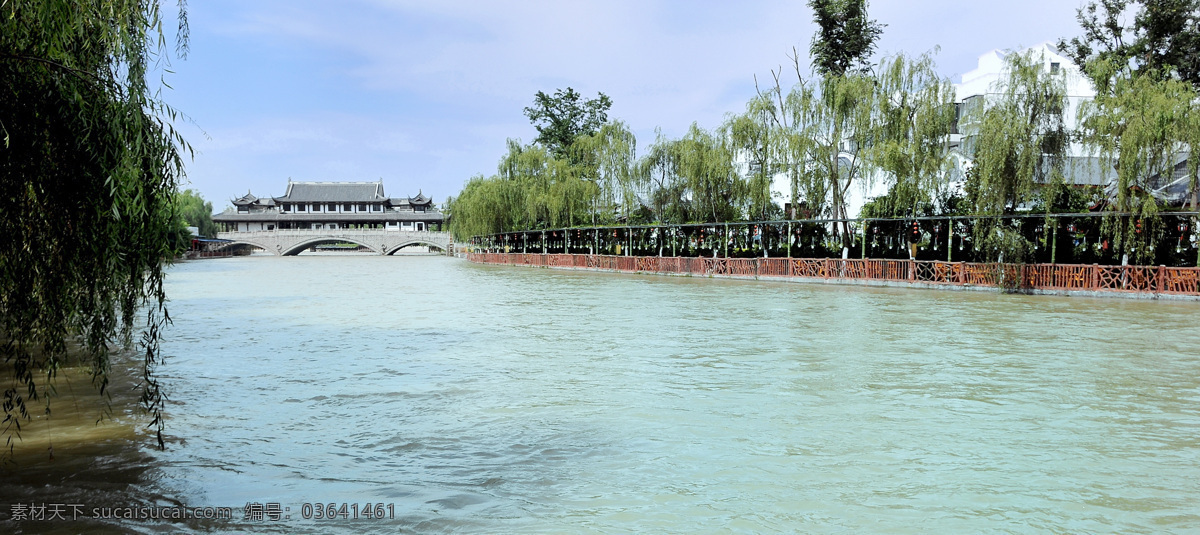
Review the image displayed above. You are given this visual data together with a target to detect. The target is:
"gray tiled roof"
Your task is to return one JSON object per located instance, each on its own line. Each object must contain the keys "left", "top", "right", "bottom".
{"left": 389, "top": 196, "right": 433, "bottom": 207}
{"left": 232, "top": 192, "right": 258, "bottom": 205}
{"left": 274, "top": 181, "right": 387, "bottom": 203}
{"left": 233, "top": 192, "right": 275, "bottom": 206}
{"left": 213, "top": 211, "right": 445, "bottom": 223}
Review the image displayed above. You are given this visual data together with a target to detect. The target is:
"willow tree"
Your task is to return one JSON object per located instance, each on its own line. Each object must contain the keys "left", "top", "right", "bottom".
{"left": 754, "top": 50, "right": 876, "bottom": 247}
{"left": 753, "top": 59, "right": 819, "bottom": 220}
{"left": 639, "top": 129, "right": 684, "bottom": 223}
{"left": 498, "top": 140, "right": 555, "bottom": 229}
{"left": 1058, "top": 0, "right": 1200, "bottom": 89}
{"left": 447, "top": 174, "right": 524, "bottom": 240}
{"left": 175, "top": 189, "right": 218, "bottom": 238}
{"left": 871, "top": 52, "right": 957, "bottom": 217}
{"left": 726, "top": 97, "right": 777, "bottom": 221}
{"left": 1, "top": 0, "right": 190, "bottom": 450}
{"left": 675, "top": 123, "right": 744, "bottom": 222}
{"left": 1079, "top": 59, "right": 1199, "bottom": 263}
{"left": 961, "top": 50, "right": 1069, "bottom": 262}
{"left": 573, "top": 120, "right": 639, "bottom": 223}
{"left": 806, "top": 74, "right": 877, "bottom": 254}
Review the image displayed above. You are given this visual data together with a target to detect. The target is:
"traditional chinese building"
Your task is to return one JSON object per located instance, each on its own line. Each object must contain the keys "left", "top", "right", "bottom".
{"left": 213, "top": 180, "right": 445, "bottom": 232}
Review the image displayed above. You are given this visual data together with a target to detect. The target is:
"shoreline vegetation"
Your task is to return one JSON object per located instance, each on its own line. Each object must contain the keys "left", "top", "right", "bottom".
{"left": 448, "top": 1, "right": 1200, "bottom": 270}
{"left": 466, "top": 210, "right": 1200, "bottom": 268}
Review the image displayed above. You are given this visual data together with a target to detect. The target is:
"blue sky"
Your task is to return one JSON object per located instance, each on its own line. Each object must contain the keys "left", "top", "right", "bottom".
{"left": 164, "top": 0, "right": 1088, "bottom": 210}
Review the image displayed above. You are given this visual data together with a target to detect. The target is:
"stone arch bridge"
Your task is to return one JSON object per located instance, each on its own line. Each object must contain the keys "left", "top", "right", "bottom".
{"left": 216, "top": 229, "right": 453, "bottom": 256}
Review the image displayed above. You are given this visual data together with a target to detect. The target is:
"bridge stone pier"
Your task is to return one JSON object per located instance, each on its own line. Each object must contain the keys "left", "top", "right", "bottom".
{"left": 217, "top": 229, "right": 453, "bottom": 256}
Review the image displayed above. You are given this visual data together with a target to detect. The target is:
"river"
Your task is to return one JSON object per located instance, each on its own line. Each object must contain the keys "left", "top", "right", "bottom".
{"left": 4, "top": 254, "right": 1200, "bottom": 533}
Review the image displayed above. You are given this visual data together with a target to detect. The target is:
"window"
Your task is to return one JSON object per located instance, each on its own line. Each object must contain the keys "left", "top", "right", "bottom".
{"left": 327, "top": 203, "right": 336, "bottom": 212}
{"left": 415, "top": 206, "right": 425, "bottom": 212}
{"left": 358, "top": 203, "right": 367, "bottom": 212}
{"left": 237, "top": 206, "right": 248, "bottom": 213}
{"left": 373, "top": 204, "right": 382, "bottom": 212}
{"left": 282, "top": 204, "right": 290, "bottom": 212}
{"left": 343, "top": 203, "right": 351, "bottom": 211}
{"left": 1051, "top": 62, "right": 1060, "bottom": 74}
{"left": 312, "top": 203, "right": 321, "bottom": 212}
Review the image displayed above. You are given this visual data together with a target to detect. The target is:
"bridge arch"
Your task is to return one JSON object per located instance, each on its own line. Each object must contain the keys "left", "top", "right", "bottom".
{"left": 385, "top": 239, "right": 448, "bottom": 255}
{"left": 282, "top": 236, "right": 382, "bottom": 256}
{"left": 217, "top": 239, "right": 281, "bottom": 256}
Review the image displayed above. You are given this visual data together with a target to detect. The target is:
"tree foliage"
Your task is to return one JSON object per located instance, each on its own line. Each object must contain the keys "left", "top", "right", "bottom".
{"left": 453, "top": 3, "right": 1200, "bottom": 269}
{"left": 871, "top": 52, "right": 957, "bottom": 217}
{"left": 675, "top": 123, "right": 744, "bottom": 223}
{"left": 573, "top": 121, "right": 640, "bottom": 223}
{"left": 725, "top": 99, "right": 778, "bottom": 221}
{"left": 523, "top": 87, "right": 613, "bottom": 160}
{"left": 0, "top": 0, "right": 189, "bottom": 451}
{"left": 1079, "top": 59, "right": 1199, "bottom": 262}
{"left": 754, "top": 50, "right": 952, "bottom": 252}
{"left": 174, "top": 189, "right": 217, "bottom": 238}
{"left": 1058, "top": 0, "right": 1200, "bottom": 88}
{"left": 808, "top": 0, "right": 885, "bottom": 76}
{"left": 961, "top": 50, "right": 1069, "bottom": 261}
{"left": 963, "top": 51, "right": 1069, "bottom": 216}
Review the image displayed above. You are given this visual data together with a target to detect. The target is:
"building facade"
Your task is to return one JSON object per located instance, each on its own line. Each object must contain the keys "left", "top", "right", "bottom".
{"left": 213, "top": 180, "right": 446, "bottom": 232}
{"left": 950, "top": 42, "right": 1113, "bottom": 187}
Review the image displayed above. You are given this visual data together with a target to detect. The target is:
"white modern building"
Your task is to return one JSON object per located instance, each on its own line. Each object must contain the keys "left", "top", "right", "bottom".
{"left": 950, "top": 41, "right": 1110, "bottom": 188}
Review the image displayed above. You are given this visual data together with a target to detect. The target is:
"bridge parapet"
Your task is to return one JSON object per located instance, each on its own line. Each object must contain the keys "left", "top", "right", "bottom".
{"left": 217, "top": 229, "right": 453, "bottom": 256}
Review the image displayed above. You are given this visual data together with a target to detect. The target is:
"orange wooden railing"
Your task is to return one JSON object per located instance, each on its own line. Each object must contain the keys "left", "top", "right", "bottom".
{"left": 466, "top": 253, "right": 1200, "bottom": 296}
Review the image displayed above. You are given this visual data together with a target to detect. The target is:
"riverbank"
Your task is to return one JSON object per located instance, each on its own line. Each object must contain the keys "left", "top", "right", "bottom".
{"left": 0, "top": 356, "right": 145, "bottom": 462}
{"left": 467, "top": 252, "right": 1200, "bottom": 300}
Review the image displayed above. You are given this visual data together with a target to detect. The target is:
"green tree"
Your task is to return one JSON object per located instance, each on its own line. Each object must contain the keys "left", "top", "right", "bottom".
{"left": 1058, "top": 0, "right": 1200, "bottom": 88}
{"left": 725, "top": 98, "right": 777, "bottom": 221}
{"left": 523, "top": 87, "right": 613, "bottom": 160}
{"left": 639, "top": 129, "right": 687, "bottom": 224}
{"left": 961, "top": 50, "right": 1069, "bottom": 261}
{"left": 675, "top": 123, "right": 744, "bottom": 223}
{"left": 447, "top": 173, "right": 525, "bottom": 240}
{"left": 871, "top": 52, "right": 957, "bottom": 217}
{"left": 1079, "top": 59, "right": 1198, "bottom": 263}
{"left": 808, "top": 0, "right": 885, "bottom": 76}
{"left": 175, "top": 189, "right": 217, "bottom": 238}
{"left": 767, "top": 0, "right": 885, "bottom": 254}
{"left": 573, "top": 121, "right": 639, "bottom": 224}
{"left": 1, "top": 0, "right": 189, "bottom": 450}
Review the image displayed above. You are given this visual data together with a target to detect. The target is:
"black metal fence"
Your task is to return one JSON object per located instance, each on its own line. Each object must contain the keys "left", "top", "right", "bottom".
{"left": 470, "top": 212, "right": 1200, "bottom": 267}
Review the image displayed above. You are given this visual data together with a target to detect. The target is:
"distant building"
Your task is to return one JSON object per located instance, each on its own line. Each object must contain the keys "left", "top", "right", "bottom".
{"left": 213, "top": 180, "right": 445, "bottom": 232}
{"left": 950, "top": 41, "right": 1113, "bottom": 188}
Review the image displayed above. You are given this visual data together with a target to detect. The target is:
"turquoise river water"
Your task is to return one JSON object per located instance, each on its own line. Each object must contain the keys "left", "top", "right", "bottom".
{"left": 4, "top": 254, "right": 1200, "bottom": 533}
